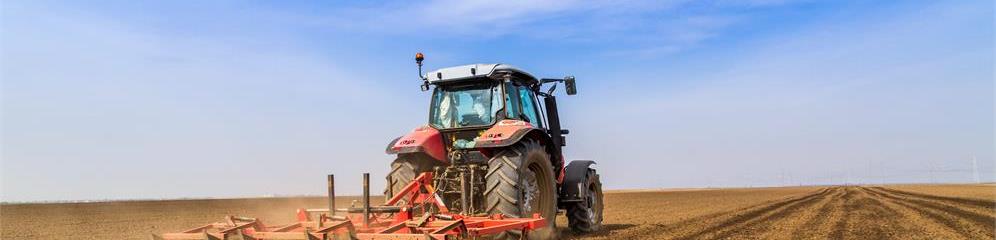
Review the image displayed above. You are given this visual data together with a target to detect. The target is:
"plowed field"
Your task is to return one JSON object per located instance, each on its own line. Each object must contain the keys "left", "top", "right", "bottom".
{"left": 3, "top": 184, "right": 993, "bottom": 239}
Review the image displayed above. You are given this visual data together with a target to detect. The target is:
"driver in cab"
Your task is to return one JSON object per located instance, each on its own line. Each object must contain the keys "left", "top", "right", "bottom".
{"left": 436, "top": 91, "right": 492, "bottom": 127}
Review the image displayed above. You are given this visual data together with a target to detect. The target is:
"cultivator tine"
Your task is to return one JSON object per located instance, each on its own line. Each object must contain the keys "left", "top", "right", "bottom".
{"left": 431, "top": 219, "right": 466, "bottom": 235}
{"left": 406, "top": 213, "right": 432, "bottom": 229}
{"left": 324, "top": 232, "right": 353, "bottom": 240}
{"left": 313, "top": 217, "right": 358, "bottom": 240}
{"left": 227, "top": 229, "right": 250, "bottom": 240}
{"left": 273, "top": 223, "right": 302, "bottom": 232}
{"left": 376, "top": 221, "right": 407, "bottom": 234}
{"left": 341, "top": 223, "right": 358, "bottom": 240}
{"left": 202, "top": 230, "right": 220, "bottom": 240}
{"left": 219, "top": 221, "right": 256, "bottom": 234}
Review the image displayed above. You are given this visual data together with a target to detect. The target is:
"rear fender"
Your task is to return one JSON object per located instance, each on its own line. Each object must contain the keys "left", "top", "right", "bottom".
{"left": 386, "top": 125, "right": 447, "bottom": 163}
{"left": 472, "top": 120, "right": 536, "bottom": 148}
{"left": 474, "top": 120, "right": 564, "bottom": 182}
{"left": 559, "top": 160, "right": 597, "bottom": 204}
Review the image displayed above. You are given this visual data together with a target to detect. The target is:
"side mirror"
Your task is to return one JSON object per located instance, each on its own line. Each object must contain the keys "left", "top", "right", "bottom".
{"left": 564, "top": 76, "right": 577, "bottom": 95}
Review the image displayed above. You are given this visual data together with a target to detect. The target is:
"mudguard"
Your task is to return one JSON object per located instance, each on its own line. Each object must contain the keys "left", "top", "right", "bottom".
{"left": 386, "top": 125, "right": 447, "bottom": 162}
{"left": 473, "top": 119, "right": 564, "bottom": 181}
{"left": 559, "top": 160, "right": 597, "bottom": 203}
{"left": 471, "top": 120, "right": 539, "bottom": 148}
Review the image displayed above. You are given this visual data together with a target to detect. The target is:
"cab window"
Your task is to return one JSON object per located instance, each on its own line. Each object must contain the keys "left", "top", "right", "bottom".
{"left": 504, "top": 82, "right": 520, "bottom": 121}
{"left": 517, "top": 85, "right": 542, "bottom": 127}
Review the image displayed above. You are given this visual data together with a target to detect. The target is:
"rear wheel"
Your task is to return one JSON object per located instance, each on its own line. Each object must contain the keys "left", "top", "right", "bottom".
{"left": 384, "top": 155, "right": 433, "bottom": 204}
{"left": 485, "top": 139, "right": 558, "bottom": 239}
{"left": 567, "top": 170, "right": 603, "bottom": 233}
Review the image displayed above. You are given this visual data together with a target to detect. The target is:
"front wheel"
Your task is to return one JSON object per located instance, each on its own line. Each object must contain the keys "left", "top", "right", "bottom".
{"left": 484, "top": 139, "right": 558, "bottom": 239}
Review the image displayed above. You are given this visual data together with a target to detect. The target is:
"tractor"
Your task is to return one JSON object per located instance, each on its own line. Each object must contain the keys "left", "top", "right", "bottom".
{"left": 384, "top": 53, "right": 604, "bottom": 239}
{"left": 152, "top": 54, "right": 601, "bottom": 240}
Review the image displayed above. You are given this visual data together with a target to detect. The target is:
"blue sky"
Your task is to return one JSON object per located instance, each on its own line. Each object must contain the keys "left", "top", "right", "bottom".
{"left": 2, "top": 0, "right": 993, "bottom": 202}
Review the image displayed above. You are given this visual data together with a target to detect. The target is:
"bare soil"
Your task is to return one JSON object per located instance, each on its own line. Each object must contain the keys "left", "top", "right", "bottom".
{"left": 3, "top": 184, "right": 993, "bottom": 239}
{"left": 883, "top": 184, "right": 995, "bottom": 201}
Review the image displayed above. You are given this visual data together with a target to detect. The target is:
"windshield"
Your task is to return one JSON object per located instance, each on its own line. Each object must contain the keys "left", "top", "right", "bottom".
{"left": 430, "top": 83, "right": 503, "bottom": 129}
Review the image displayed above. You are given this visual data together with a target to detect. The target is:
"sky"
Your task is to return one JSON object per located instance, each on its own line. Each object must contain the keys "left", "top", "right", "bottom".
{"left": 1, "top": 0, "right": 993, "bottom": 202}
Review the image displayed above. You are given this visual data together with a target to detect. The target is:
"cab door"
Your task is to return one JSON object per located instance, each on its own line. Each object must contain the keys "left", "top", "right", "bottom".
{"left": 516, "top": 85, "right": 544, "bottom": 128}
{"left": 505, "top": 82, "right": 544, "bottom": 128}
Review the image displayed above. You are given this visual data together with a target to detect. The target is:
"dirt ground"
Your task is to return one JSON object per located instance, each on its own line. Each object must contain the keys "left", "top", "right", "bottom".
{"left": 3, "top": 184, "right": 993, "bottom": 239}
{"left": 882, "top": 184, "right": 995, "bottom": 201}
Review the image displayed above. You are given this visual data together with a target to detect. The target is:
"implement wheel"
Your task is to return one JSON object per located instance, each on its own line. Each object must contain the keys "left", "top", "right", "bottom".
{"left": 485, "top": 139, "right": 558, "bottom": 239}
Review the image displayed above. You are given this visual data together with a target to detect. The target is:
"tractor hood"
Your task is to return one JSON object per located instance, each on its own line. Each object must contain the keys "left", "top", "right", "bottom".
{"left": 425, "top": 64, "right": 538, "bottom": 84}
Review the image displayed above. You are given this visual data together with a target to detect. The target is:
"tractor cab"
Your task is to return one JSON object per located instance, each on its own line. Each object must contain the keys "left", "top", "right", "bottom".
{"left": 422, "top": 64, "right": 575, "bottom": 151}
{"left": 426, "top": 64, "right": 543, "bottom": 129}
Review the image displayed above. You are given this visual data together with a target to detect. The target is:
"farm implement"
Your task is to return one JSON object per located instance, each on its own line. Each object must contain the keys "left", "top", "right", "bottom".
{"left": 153, "top": 173, "right": 548, "bottom": 240}
{"left": 155, "top": 53, "right": 603, "bottom": 239}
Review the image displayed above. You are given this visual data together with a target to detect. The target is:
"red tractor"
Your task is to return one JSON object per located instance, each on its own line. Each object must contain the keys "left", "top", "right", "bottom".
{"left": 152, "top": 54, "right": 601, "bottom": 240}
{"left": 384, "top": 53, "right": 604, "bottom": 239}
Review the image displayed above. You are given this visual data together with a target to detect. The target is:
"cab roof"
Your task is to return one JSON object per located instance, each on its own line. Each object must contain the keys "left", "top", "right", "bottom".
{"left": 425, "top": 64, "right": 538, "bottom": 85}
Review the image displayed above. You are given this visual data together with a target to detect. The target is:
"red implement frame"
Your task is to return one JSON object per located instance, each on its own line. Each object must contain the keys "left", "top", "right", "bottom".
{"left": 153, "top": 173, "right": 546, "bottom": 240}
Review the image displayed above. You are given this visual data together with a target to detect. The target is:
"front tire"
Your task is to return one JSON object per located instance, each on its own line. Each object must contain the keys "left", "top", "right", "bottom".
{"left": 484, "top": 139, "right": 558, "bottom": 239}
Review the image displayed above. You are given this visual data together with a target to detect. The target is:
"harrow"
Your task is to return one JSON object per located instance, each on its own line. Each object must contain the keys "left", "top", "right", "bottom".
{"left": 152, "top": 173, "right": 547, "bottom": 240}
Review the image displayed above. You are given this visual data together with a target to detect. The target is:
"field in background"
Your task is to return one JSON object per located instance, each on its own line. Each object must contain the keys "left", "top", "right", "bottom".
{"left": 3, "top": 184, "right": 993, "bottom": 239}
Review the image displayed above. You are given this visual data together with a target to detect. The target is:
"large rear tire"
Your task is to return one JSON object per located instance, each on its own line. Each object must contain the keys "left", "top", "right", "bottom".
{"left": 567, "top": 170, "right": 603, "bottom": 233}
{"left": 384, "top": 155, "right": 434, "bottom": 204}
{"left": 484, "top": 139, "right": 558, "bottom": 239}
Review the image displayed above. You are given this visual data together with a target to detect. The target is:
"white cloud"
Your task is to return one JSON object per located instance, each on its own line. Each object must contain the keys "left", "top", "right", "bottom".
{"left": 291, "top": 0, "right": 759, "bottom": 55}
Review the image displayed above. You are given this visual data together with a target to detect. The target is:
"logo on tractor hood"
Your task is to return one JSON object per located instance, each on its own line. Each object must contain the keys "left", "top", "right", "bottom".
{"left": 474, "top": 120, "right": 532, "bottom": 144}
